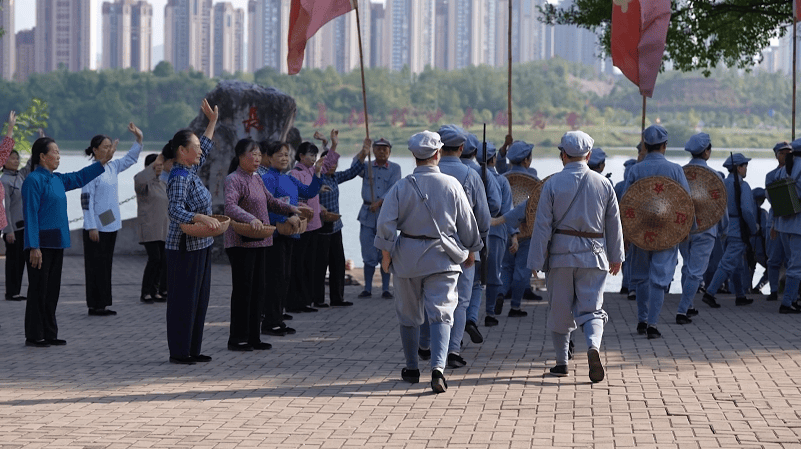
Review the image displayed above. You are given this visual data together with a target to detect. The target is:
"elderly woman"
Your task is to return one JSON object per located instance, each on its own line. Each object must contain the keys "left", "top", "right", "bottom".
{"left": 134, "top": 153, "right": 169, "bottom": 304}
{"left": 81, "top": 123, "right": 143, "bottom": 316}
{"left": 224, "top": 138, "right": 301, "bottom": 351}
{"left": 1, "top": 111, "right": 25, "bottom": 301}
{"left": 22, "top": 136, "right": 111, "bottom": 347}
{"left": 161, "top": 99, "right": 221, "bottom": 365}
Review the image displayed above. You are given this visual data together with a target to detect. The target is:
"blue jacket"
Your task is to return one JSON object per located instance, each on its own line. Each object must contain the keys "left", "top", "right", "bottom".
{"left": 262, "top": 167, "right": 321, "bottom": 238}
{"left": 723, "top": 172, "right": 758, "bottom": 239}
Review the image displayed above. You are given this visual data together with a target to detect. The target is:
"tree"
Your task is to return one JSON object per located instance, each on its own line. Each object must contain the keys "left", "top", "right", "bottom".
{"left": 540, "top": 0, "right": 792, "bottom": 76}
{"left": 1, "top": 98, "right": 49, "bottom": 155}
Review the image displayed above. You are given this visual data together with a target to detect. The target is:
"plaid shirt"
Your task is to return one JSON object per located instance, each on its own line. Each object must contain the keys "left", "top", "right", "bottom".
{"left": 320, "top": 158, "right": 364, "bottom": 234}
{"left": 166, "top": 135, "right": 214, "bottom": 251}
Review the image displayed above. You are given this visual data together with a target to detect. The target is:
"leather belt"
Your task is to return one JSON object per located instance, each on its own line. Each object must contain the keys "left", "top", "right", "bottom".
{"left": 364, "top": 201, "right": 372, "bottom": 206}
{"left": 554, "top": 229, "right": 604, "bottom": 239}
{"left": 401, "top": 232, "right": 436, "bottom": 240}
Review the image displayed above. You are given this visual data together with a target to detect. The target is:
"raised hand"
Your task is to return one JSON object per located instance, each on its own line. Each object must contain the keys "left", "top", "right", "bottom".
{"left": 128, "top": 122, "right": 143, "bottom": 144}
{"left": 201, "top": 99, "right": 218, "bottom": 123}
{"left": 313, "top": 131, "right": 328, "bottom": 148}
{"left": 314, "top": 155, "right": 325, "bottom": 174}
{"left": 6, "top": 110, "right": 16, "bottom": 138}
{"left": 330, "top": 129, "right": 339, "bottom": 149}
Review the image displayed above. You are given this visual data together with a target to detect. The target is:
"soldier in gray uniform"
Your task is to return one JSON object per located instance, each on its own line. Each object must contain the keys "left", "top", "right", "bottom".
{"left": 614, "top": 158, "right": 637, "bottom": 298}
{"left": 528, "top": 131, "right": 624, "bottom": 382}
{"left": 375, "top": 130, "right": 482, "bottom": 393}
{"left": 765, "top": 142, "right": 792, "bottom": 302}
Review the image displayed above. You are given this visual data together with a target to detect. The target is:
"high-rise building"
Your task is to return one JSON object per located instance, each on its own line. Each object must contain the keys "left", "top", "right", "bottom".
{"left": 370, "top": 2, "right": 385, "bottom": 68}
{"left": 433, "top": 0, "right": 447, "bottom": 70}
{"left": 443, "top": 0, "right": 485, "bottom": 70}
{"left": 249, "top": 0, "right": 290, "bottom": 73}
{"left": 165, "top": 0, "right": 213, "bottom": 76}
{"left": 308, "top": 0, "right": 370, "bottom": 74}
{"left": 383, "top": 0, "right": 435, "bottom": 73}
{"left": 550, "top": 0, "right": 600, "bottom": 70}
{"left": 496, "top": 0, "right": 547, "bottom": 66}
{"left": 213, "top": 2, "right": 244, "bottom": 76}
{"left": 15, "top": 29, "right": 35, "bottom": 81}
{"left": 0, "top": 0, "right": 15, "bottom": 80}
{"left": 102, "top": 0, "right": 152, "bottom": 71}
{"left": 35, "top": 0, "right": 91, "bottom": 73}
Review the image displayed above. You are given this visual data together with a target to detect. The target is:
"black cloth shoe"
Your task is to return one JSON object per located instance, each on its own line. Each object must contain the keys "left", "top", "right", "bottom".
{"left": 192, "top": 354, "right": 212, "bottom": 362}
{"left": 431, "top": 370, "right": 448, "bottom": 393}
{"left": 169, "top": 355, "right": 195, "bottom": 364}
{"left": 446, "top": 353, "right": 466, "bottom": 368}
{"left": 627, "top": 291, "right": 636, "bottom": 301}
{"left": 401, "top": 368, "right": 420, "bottom": 384}
{"left": 313, "top": 302, "right": 330, "bottom": 308}
{"left": 262, "top": 326, "right": 287, "bottom": 336}
{"left": 647, "top": 326, "right": 661, "bottom": 339}
{"left": 779, "top": 305, "right": 801, "bottom": 314}
{"left": 12, "top": 295, "right": 25, "bottom": 300}
{"left": 300, "top": 306, "right": 318, "bottom": 312}
{"left": 418, "top": 348, "right": 431, "bottom": 360}
{"left": 140, "top": 295, "right": 154, "bottom": 304}
{"left": 25, "top": 339, "right": 50, "bottom": 348}
{"left": 735, "top": 297, "right": 754, "bottom": 306}
{"left": 357, "top": 290, "right": 372, "bottom": 298}
{"left": 549, "top": 365, "right": 569, "bottom": 377}
{"left": 484, "top": 316, "right": 499, "bottom": 327}
{"left": 382, "top": 291, "right": 394, "bottom": 299}
{"left": 227, "top": 342, "right": 253, "bottom": 351}
{"left": 494, "top": 296, "right": 504, "bottom": 315}
{"left": 636, "top": 322, "right": 647, "bottom": 335}
{"left": 676, "top": 314, "right": 692, "bottom": 325}
{"left": 464, "top": 320, "right": 484, "bottom": 343}
{"left": 523, "top": 288, "right": 542, "bottom": 300}
{"left": 283, "top": 313, "right": 293, "bottom": 320}
{"left": 330, "top": 301, "right": 353, "bottom": 307}
{"left": 767, "top": 292, "right": 778, "bottom": 301}
{"left": 702, "top": 294, "right": 721, "bottom": 308}
{"left": 249, "top": 342, "right": 272, "bottom": 350}
{"left": 508, "top": 308, "right": 528, "bottom": 317}
{"left": 568, "top": 340, "right": 574, "bottom": 360}
{"left": 279, "top": 323, "right": 296, "bottom": 334}
{"left": 619, "top": 287, "right": 629, "bottom": 295}
{"left": 686, "top": 308, "right": 699, "bottom": 317}
{"left": 45, "top": 339, "right": 67, "bottom": 346}
{"left": 102, "top": 308, "right": 117, "bottom": 315}
{"left": 587, "top": 348, "right": 604, "bottom": 383}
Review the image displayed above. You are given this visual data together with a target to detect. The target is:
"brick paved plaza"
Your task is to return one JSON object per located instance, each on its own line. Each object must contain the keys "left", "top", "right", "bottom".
{"left": 1, "top": 255, "right": 801, "bottom": 448}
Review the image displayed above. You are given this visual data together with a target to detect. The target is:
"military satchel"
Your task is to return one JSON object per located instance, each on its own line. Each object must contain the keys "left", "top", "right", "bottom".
{"left": 542, "top": 172, "right": 589, "bottom": 272}
{"left": 407, "top": 175, "right": 470, "bottom": 265}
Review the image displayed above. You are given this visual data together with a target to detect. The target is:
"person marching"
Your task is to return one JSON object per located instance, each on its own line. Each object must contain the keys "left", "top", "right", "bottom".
{"left": 161, "top": 99, "right": 220, "bottom": 364}
{"left": 528, "top": 131, "right": 623, "bottom": 381}
{"left": 675, "top": 133, "right": 726, "bottom": 324}
{"left": 588, "top": 147, "right": 609, "bottom": 177}
{"left": 620, "top": 125, "right": 692, "bottom": 339}
{"left": 765, "top": 142, "right": 792, "bottom": 303}
{"left": 614, "top": 158, "right": 637, "bottom": 299}
{"left": 134, "top": 153, "right": 169, "bottom": 303}
{"left": 81, "top": 123, "right": 143, "bottom": 316}
{"left": 316, "top": 136, "right": 369, "bottom": 308}
{"left": 701, "top": 153, "right": 760, "bottom": 310}
{"left": 771, "top": 138, "right": 801, "bottom": 312}
{"left": 375, "top": 130, "right": 482, "bottom": 393}
{"left": 23, "top": 136, "right": 110, "bottom": 347}
{"left": 224, "top": 138, "right": 300, "bottom": 351}
{"left": 420, "top": 124, "right": 490, "bottom": 369}
{"left": 496, "top": 135, "right": 538, "bottom": 178}
{"left": 357, "top": 138, "right": 401, "bottom": 299}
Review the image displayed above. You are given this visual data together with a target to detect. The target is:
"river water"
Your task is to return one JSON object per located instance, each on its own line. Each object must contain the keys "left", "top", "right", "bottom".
{"left": 53, "top": 150, "right": 777, "bottom": 293}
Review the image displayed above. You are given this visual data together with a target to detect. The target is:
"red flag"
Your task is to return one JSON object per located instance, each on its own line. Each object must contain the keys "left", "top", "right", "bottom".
{"left": 611, "top": 0, "right": 671, "bottom": 98}
{"left": 287, "top": 0, "right": 356, "bottom": 75}
{"left": 795, "top": 0, "right": 801, "bottom": 21}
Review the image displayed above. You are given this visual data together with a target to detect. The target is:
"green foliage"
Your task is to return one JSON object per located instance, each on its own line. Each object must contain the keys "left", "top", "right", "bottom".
{"left": 1, "top": 98, "right": 49, "bottom": 155}
{"left": 540, "top": 0, "right": 792, "bottom": 76}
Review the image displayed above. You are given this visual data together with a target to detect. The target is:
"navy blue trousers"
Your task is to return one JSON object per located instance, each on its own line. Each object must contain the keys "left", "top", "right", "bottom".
{"left": 166, "top": 246, "right": 211, "bottom": 358}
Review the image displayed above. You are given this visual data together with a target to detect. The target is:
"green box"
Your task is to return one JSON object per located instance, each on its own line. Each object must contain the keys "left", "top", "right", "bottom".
{"left": 767, "top": 178, "right": 801, "bottom": 217}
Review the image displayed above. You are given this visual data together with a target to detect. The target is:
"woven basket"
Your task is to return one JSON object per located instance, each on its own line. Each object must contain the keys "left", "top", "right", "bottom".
{"left": 230, "top": 221, "right": 276, "bottom": 239}
{"left": 519, "top": 175, "right": 552, "bottom": 239}
{"left": 683, "top": 165, "right": 727, "bottom": 233}
{"left": 298, "top": 218, "right": 308, "bottom": 234}
{"left": 180, "top": 214, "right": 230, "bottom": 238}
{"left": 275, "top": 218, "right": 309, "bottom": 236}
{"left": 504, "top": 172, "right": 542, "bottom": 207}
{"left": 321, "top": 211, "right": 341, "bottom": 223}
{"left": 619, "top": 176, "right": 694, "bottom": 251}
{"left": 297, "top": 204, "right": 314, "bottom": 221}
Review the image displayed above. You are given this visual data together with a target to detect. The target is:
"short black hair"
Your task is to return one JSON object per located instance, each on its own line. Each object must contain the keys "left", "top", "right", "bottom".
{"left": 644, "top": 142, "right": 663, "bottom": 153}
{"left": 144, "top": 153, "right": 158, "bottom": 166}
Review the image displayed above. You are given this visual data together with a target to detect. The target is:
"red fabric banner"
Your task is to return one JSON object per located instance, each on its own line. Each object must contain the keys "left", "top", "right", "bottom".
{"left": 611, "top": 0, "right": 671, "bottom": 98}
{"left": 795, "top": 0, "right": 801, "bottom": 22}
{"left": 287, "top": 0, "right": 355, "bottom": 75}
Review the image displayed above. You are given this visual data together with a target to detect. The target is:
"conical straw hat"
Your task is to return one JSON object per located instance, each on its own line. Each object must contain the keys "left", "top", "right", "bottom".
{"left": 683, "top": 165, "right": 727, "bottom": 233}
{"left": 620, "top": 176, "right": 694, "bottom": 251}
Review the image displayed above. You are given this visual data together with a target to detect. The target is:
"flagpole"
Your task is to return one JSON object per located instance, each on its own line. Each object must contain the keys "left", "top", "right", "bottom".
{"left": 507, "top": 0, "right": 513, "bottom": 138}
{"left": 353, "top": 0, "right": 375, "bottom": 204}
{"left": 794, "top": 18, "right": 797, "bottom": 140}
{"left": 641, "top": 95, "right": 647, "bottom": 147}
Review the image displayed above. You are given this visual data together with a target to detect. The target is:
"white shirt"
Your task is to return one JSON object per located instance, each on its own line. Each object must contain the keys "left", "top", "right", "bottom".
{"left": 81, "top": 142, "right": 142, "bottom": 232}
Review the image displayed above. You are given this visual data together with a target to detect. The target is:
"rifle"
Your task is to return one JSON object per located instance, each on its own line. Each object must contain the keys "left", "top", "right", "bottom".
{"left": 731, "top": 152, "right": 757, "bottom": 272}
{"left": 479, "top": 124, "right": 489, "bottom": 285}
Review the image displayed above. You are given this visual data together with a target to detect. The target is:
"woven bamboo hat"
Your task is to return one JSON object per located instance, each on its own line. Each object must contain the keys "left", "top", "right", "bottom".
{"left": 504, "top": 172, "right": 541, "bottom": 208}
{"left": 519, "top": 175, "right": 552, "bottom": 239}
{"left": 683, "top": 165, "right": 727, "bottom": 233}
{"left": 619, "top": 176, "right": 694, "bottom": 251}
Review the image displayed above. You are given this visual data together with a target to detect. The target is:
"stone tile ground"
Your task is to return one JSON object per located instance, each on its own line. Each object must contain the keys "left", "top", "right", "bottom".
{"left": 1, "top": 255, "right": 800, "bottom": 448}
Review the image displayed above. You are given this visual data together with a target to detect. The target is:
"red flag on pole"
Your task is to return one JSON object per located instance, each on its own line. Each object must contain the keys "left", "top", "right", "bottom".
{"left": 611, "top": 0, "right": 671, "bottom": 98}
{"left": 794, "top": 0, "right": 801, "bottom": 21}
{"left": 287, "top": 0, "right": 356, "bottom": 75}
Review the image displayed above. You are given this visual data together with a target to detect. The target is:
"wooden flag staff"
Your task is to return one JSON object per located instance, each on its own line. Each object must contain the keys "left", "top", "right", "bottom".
{"left": 794, "top": 17, "right": 797, "bottom": 140}
{"left": 507, "top": 0, "right": 513, "bottom": 138}
{"left": 641, "top": 95, "right": 647, "bottom": 148}
{"left": 353, "top": 0, "right": 375, "bottom": 204}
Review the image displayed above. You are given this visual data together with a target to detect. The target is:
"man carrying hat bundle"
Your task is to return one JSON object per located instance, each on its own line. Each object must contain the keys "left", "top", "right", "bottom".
{"left": 621, "top": 125, "right": 692, "bottom": 339}
{"left": 769, "top": 138, "right": 801, "bottom": 313}
{"left": 765, "top": 142, "right": 792, "bottom": 304}
{"left": 615, "top": 158, "right": 637, "bottom": 299}
{"left": 375, "top": 131, "right": 483, "bottom": 393}
{"left": 701, "top": 153, "right": 760, "bottom": 310}
{"left": 528, "top": 131, "right": 624, "bottom": 381}
{"left": 357, "top": 138, "right": 402, "bottom": 299}
{"left": 675, "top": 133, "right": 727, "bottom": 325}
{"left": 417, "top": 124, "right": 490, "bottom": 369}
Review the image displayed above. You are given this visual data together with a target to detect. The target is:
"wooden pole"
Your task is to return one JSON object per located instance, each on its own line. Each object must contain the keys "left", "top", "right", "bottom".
{"left": 794, "top": 18, "right": 797, "bottom": 140}
{"left": 354, "top": 1, "right": 375, "bottom": 204}
{"left": 640, "top": 95, "right": 646, "bottom": 150}
{"left": 507, "top": 0, "right": 513, "bottom": 138}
